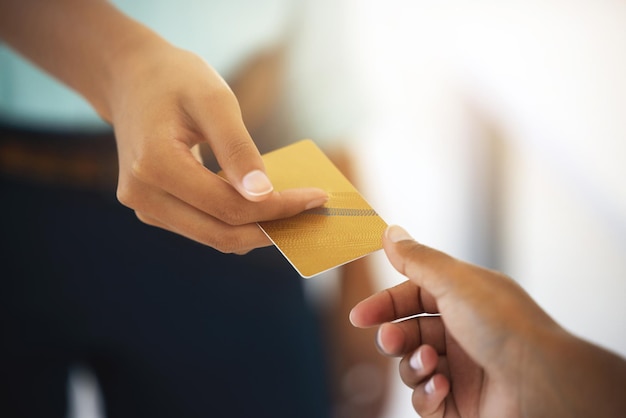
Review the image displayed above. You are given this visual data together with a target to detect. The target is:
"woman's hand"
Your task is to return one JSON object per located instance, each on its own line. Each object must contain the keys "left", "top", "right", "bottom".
{"left": 108, "top": 43, "right": 327, "bottom": 253}
{"left": 0, "top": 0, "right": 327, "bottom": 254}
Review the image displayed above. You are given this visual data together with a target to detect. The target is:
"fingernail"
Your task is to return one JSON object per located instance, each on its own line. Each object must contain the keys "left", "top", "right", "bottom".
{"left": 348, "top": 309, "right": 356, "bottom": 326}
{"left": 375, "top": 328, "right": 386, "bottom": 354}
{"left": 409, "top": 348, "right": 424, "bottom": 373}
{"left": 386, "top": 225, "right": 413, "bottom": 243}
{"left": 242, "top": 170, "right": 273, "bottom": 196}
{"left": 425, "top": 376, "right": 436, "bottom": 395}
{"left": 305, "top": 196, "right": 328, "bottom": 210}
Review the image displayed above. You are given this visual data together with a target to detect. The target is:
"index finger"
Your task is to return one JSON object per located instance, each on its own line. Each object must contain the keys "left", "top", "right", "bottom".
{"left": 130, "top": 139, "right": 327, "bottom": 225}
{"left": 350, "top": 280, "right": 438, "bottom": 328}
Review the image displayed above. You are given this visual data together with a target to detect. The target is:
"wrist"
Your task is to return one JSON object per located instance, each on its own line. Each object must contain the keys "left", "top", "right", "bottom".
{"left": 97, "top": 19, "right": 168, "bottom": 123}
{"left": 521, "top": 325, "right": 626, "bottom": 417}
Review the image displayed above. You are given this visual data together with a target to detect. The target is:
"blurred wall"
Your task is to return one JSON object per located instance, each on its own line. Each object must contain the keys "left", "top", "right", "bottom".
{"left": 344, "top": 1, "right": 626, "bottom": 416}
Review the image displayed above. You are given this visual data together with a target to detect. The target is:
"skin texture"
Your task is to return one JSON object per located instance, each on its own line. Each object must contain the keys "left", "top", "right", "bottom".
{"left": 0, "top": 0, "right": 327, "bottom": 253}
{"left": 351, "top": 225, "right": 626, "bottom": 417}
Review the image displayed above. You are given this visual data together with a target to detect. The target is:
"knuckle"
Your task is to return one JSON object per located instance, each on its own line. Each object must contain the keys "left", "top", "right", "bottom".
{"left": 198, "top": 223, "right": 265, "bottom": 254}
{"left": 258, "top": 191, "right": 299, "bottom": 220}
{"left": 134, "top": 211, "right": 155, "bottom": 226}
{"left": 116, "top": 178, "right": 150, "bottom": 212}
{"left": 233, "top": 248, "right": 252, "bottom": 255}
{"left": 130, "top": 154, "right": 157, "bottom": 184}
{"left": 116, "top": 152, "right": 167, "bottom": 210}
{"left": 199, "top": 82, "right": 239, "bottom": 116}
{"left": 116, "top": 182, "right": 136, "bottom": 208}
{"left": 213, "top": 203, "right": 250, "bottom": 226}
{"left": 209, "top": 233, "right": 244, "bottom": 254}
{"left": 271, "top": 192, "right": 294, "bottom": 217}
{"left": 207, "top": 81, "right": 238, "bottom": 104}
{"left": 223, "top": 137, "right": 252, "bottom": 165}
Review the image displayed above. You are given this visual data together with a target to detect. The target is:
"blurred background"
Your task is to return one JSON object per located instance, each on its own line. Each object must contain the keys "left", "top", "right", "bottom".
{"left": 344, "top": 1, "right": 626, "bottom": 416}
{"left": 3, "top": 1, "right": 625, "bottom": 418}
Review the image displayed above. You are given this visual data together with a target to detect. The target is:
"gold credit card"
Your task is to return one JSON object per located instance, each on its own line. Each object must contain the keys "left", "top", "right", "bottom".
{"left": 259, "top": 139, "right": 387, "bottom": 278}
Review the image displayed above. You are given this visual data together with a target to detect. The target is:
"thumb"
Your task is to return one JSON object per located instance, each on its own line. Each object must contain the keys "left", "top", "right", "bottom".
{"left": 207, "top": 118, "right": 274, "bottom": 202}
{"left": 382, "top": 225, "right": 496, "bottom": 363}
{"left": 383, "top": 225, "right": 461, "bottom": 301}
{"left": 383, "top": 225, "right": 552, "bottom": 365}
{"left": 220, "top": 133, "right": 274, "bottom": 202}
{"left": 188, "top": 65, "right": 274, "bottom": 202}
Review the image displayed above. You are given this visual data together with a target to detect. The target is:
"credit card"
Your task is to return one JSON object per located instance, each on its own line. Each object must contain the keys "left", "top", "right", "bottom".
{"left": 258, "top": 139, "right": 387, "bottom": 278}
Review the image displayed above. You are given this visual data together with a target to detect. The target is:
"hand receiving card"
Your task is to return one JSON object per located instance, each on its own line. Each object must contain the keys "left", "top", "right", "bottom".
{"left": 258, "top": 139, "right": 387, "bottom": 278}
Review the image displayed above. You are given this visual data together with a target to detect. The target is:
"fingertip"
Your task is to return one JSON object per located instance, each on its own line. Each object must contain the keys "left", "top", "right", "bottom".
{"left": 428, "top": 374, "right": 449, "bottom": 397}
{"left": 349, "top": 307, "right": 358, "bottom": 327}
{"left": 383, "top": 227, "right": 456, "bottom": 299}
{"left": 304, "top": 194, "right": 329, "bottom": 210}
{"left": 401, "top": 345, "right": 439, "bottom": 386}
{"left": 408, "top": 347, "right": 425, "bottom": 373}
{"left": 412, "top": 374, "right": 450, "bottom": 416}
{"left": 348, "top": 295, "right": 375, "bottom": 328}
{"left": 385, "top": 224, "right": 414, "bottom": 243}
{"left": 424, "top": 376, "right": 436, "bottom": 395}
{"left": 348, "top": 305, "right": 363, "bottom": 327}
{"left": 375, "top": 323, "right": 405, "bottom": 356}
{"left": 410, "top": 345, "right": 438, "bottom": 374}
{"left": 375, "top": 327, "right": 387, "bottom": 355}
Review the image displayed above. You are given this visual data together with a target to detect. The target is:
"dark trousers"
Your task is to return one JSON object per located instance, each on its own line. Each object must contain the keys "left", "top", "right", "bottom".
{"left": 0, "top": 171, "right": 331, "bottom": 418}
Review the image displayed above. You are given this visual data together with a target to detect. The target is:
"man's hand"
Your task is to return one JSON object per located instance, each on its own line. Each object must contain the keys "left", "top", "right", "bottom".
{"left": 350, "top": 225, "right": 626, "bottom": 417}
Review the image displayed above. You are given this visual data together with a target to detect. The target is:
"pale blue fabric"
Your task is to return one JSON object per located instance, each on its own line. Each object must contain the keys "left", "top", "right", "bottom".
{"left": 0, "top": 0, "right": 362, "bottom": 143}
{"left": 0, "top": 0, "right": 295, "bottom": 131}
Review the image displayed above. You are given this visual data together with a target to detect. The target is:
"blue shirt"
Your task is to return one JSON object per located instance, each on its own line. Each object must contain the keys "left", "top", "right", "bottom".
{"left": 0, "top": 0, "right": 296, "bottom": 131}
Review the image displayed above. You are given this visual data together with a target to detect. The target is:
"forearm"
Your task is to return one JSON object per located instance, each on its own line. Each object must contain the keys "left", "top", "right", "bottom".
{"left": 0, "top": 0, "right": 163, "bottom": 121}
{"left": 527, "top": 328, "right": 626, "bottom": 417}
{"left": 556, "top": 335, "right": 626, "bottom": 417}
